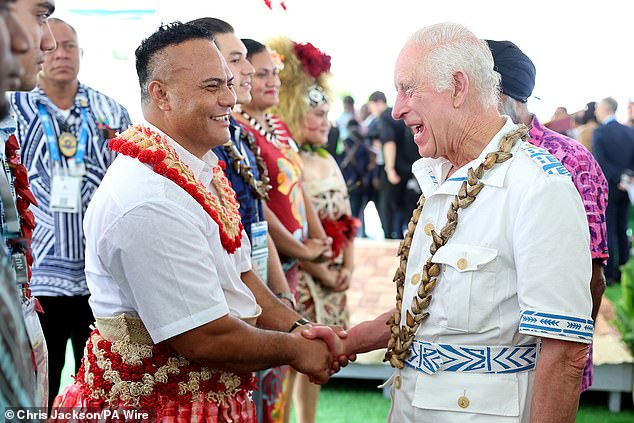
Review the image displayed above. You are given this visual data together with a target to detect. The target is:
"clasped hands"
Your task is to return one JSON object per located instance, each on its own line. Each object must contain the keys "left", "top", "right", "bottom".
{"left": 290, "top": 323, "right": 355, "bottom": 385}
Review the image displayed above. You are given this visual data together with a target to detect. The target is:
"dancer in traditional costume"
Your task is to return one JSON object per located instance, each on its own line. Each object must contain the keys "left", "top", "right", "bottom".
{"left": 267, "top": 36, "right": 358, "bottom": 423}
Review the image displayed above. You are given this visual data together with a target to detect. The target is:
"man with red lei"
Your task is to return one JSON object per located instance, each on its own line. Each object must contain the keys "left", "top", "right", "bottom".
{"left": 50, "top": 22, "right": 348, "bottom": 423}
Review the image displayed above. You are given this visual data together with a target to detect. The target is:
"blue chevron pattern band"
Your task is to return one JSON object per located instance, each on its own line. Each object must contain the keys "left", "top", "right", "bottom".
{"left": 405, "top": 341, "right": 538, "bottom": 375}
{"left": 519, "top": 310, "right": 593, "bottom": 342}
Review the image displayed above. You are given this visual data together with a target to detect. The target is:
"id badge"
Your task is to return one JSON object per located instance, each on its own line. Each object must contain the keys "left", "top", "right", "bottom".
{"left": 23, "top": 298, "right": 49, "bottom": 409}
{"left": 251, "top": 221, "right": 268, "bottom": 282}
{"left": 50, "top": 174, "right": 81, "bottom": 213}
{"left": 66, "top": 157, "right": 86, "bottom": 177}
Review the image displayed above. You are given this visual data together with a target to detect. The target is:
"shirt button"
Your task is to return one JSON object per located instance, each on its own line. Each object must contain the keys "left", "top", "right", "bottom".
{"left": 457, "top": 395, "right": 470, "bottom": 408}
{"left": 423, "top": 223, "right": 435, "bottom": 236}
{"left": 394, "top": 375, "right": 401, "bottom": 390}
{"left": 457, "top": 258, "right": 468, "bottom": 270}
{"left": 410, "top": 273, "right": 421, "bottom": 285}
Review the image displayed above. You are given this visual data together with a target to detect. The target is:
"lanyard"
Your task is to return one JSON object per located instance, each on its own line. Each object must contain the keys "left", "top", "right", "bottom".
{"left": 37, "top": 101, "right": 90, "bottom": 166}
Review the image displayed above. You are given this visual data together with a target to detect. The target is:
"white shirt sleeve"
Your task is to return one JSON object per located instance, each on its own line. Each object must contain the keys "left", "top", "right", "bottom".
{"left": 513, "top": 174, "right": 594, "bottom": 344}
{"left": 97, "top": 200, "right": 230, "bottom": 343}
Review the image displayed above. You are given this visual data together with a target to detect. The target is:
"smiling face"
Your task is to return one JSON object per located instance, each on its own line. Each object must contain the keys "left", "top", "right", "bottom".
{"left": 299, "top": 102, "right": 330, "bottom": 145}
{"left": 214, "top": 32, "right": 254, "bottom": 105}
{"left": 154, "top": 38, "right": 236, "bottom": 155}
{"left": 392, "top": 42, "right": 453, "bottom": 159}
{"left": 13, "top": 0, "right": 55, "bottom": 90}
{"left": 40, "top": 19, "right": 78, "bottom": 85}
{"left": 247, "top": 49, "right": 280, "bottom": 112}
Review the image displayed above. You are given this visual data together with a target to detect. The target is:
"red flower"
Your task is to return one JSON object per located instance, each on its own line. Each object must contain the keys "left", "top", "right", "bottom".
{"left": 108, "top": 138, "right": 123, "bottom": 151}
{"left": 193, "top": 192, "right": 205, "bottom": 203}
{"left": 152, "top": 150, "right": 167, "bottom": 163}
{"left": 137, "top": 149, "right": 153, "bottom": 163}
{"left": 174, "top": 176, "right": 187, "bottom": 187}
{"left": 127, "top": 144, "right": 140, "bottom": 158}
{"left": 153, "top": 162, "right": 168, "bottom": 175}
{"left": 218, "top": 160, "right": 226, "bottom": 170}
{"left": 164, "top": 168, "right": 179, "bottom": 181}
{"left": 184, "top": 184, "right": 198, "bottom": 196}
{"left": 293, "top": 42, "right": 331, "bottom": 79}
{"left": 5, "top": 134, "right": 19, "bottom": 153}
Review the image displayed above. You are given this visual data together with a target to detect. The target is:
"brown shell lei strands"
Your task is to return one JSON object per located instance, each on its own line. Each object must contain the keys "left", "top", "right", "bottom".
{"left": 222, "top": 129, "right": 272, "bottom": 201}
{"left": 383, "top": 125, "right": 530, "bottom": 369}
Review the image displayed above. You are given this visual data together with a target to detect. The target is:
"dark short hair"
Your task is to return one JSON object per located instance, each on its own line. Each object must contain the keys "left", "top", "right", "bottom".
{"left": 369, "top": 91, "right": 387, "bottom": 103}
{"left": 241, "top": 38, "right": 267, "bottom": 60}
{"left": 343, "top": 95, "right": 355, "bottom": 106}
{"left": 188, "top": 17, "right": 234, "bottom": 38}
{"left": 135, "top": 22, "right": 212, "bottom": 102}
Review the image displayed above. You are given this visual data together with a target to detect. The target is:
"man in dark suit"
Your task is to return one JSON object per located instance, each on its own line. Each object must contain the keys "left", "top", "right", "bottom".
{"left": 592, "top": 97, "right": 634, "bottom": 283}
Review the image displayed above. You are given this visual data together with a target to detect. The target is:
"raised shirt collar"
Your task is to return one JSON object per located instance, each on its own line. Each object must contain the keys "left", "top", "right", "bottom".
{"left": 413, "top": 116, "right": 519, "bottom": 198}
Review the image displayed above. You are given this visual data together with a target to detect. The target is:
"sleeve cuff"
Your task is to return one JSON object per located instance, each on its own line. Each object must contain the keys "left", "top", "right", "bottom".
{"left": 519, "top": 310, "right": 593, "bottom": 344}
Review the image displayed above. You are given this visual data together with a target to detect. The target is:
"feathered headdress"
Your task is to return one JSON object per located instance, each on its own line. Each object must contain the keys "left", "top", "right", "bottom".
{"left": 267, "top": 36, "right": 332, "bottom": 139}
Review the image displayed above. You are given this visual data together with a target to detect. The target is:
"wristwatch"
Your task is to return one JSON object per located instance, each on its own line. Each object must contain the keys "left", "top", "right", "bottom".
{"left": 288, "top": 317, "right": 311, "bottom": 333}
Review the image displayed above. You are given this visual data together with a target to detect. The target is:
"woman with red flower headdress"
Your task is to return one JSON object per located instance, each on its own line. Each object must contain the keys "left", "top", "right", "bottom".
{"left": 266, "top": 36, "right": 358, "bottom": 423}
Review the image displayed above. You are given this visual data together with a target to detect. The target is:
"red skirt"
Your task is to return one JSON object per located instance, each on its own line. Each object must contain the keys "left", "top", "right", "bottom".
{"left": 51, "top": 383, "right": 256, "bottom": 422}
{"left": 49, "top": 330, "right": 257, "bottom": 423}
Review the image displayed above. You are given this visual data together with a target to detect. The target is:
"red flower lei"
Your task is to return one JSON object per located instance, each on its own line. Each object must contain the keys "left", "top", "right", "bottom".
{"left": 4, "top": 134, "right": 37, "bottom": 293}
{"left": 108, "top": 125, "right": 243, "bottom": 253}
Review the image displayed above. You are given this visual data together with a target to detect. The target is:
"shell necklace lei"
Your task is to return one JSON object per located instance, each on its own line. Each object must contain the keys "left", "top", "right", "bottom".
{"left": 222, "top": 127, "right": 271, "bottom": 201}
{"left": 384, "top": 125, "right": 529, "bottom": 369}
{"left": 236, "top": 107, "right": 285, "bottom": 149}
{"left": 108, "top": 125, "right": 243, "bottom": 253}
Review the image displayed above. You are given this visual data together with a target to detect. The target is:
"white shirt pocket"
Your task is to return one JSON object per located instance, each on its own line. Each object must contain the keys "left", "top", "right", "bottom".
{"left": 432, "top": 244, "right": 498, "bottom": 332}
{"left": 413, "top": 371, "right": 520, "bottom": 418}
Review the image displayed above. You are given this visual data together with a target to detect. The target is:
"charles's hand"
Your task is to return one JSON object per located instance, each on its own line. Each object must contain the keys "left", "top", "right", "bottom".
{"left": 301, "top": 325, "right": 356, "bottom": 374}
{"left": 290, "top": 332, "right": 333, "bottom": 385}
{"left": 334, "top": 268, "right": 352, "bottom": 292}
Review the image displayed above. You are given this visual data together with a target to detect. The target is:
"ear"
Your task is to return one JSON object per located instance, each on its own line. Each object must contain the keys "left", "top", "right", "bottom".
{"left": 148, "top": 80, "right": 170, "bottom": 111}
{"left": 451, "top": 70, "right": 469, "bottom": 108}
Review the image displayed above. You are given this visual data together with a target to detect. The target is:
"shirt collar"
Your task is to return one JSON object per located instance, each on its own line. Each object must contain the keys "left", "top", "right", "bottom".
{"left": 602, "top": 114, "right": 617, "bottom": 124}
{"left": 413, "top": 116, "right": 519, "bottom": 197}
{"left": 32, "top": 82, "right": 89, "bottom": 111}
{"left": 143, "top": 120, "right": 218, "bottom": 188}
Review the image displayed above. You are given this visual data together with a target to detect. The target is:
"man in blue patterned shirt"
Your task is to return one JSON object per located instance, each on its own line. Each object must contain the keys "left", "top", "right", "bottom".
{"left": 11, "top": 18, "right": 131, "bottom": 407}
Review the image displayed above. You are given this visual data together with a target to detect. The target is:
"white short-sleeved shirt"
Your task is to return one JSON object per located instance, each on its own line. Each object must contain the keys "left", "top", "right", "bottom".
{"left": 84, "top": 124, "right": 257, "bottom": 343}
{"left": 390, "top": 118, "right": 593, "bottom": 422}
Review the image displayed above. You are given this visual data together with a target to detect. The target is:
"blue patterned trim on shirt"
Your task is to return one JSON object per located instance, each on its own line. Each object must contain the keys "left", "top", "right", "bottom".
{"left": 405, "top": 340, "right": 538, "bottom": 374}
{"left": 522, "top": 144, "right": 571, "bottom": 176}
{"left": 10, "top": 84, "right": 131, "bottom": 296}
{"left": 519, "top": 310, "right": 593, "bottom": 342}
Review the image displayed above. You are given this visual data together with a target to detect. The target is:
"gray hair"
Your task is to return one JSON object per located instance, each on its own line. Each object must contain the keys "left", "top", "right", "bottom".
{"left": 601, "top": 97, "right": 618, "bottom": 113}
{"left": 407, "top": 22, "right": 500, "bottom": 108}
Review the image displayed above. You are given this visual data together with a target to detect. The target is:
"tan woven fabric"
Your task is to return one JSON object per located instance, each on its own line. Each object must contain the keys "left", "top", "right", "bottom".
{"left": 95, "top": 305, "right": 263, "bottom": 345}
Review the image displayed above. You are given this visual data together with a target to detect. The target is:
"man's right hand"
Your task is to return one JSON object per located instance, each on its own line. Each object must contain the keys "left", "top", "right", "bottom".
{"left": 289, "top": 332, "right": 334, "bottom": 384}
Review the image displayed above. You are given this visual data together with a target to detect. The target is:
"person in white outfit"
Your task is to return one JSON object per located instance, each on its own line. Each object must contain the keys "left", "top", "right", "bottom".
{"left": 304, "top": 22, "right": 593, "bottom": 423}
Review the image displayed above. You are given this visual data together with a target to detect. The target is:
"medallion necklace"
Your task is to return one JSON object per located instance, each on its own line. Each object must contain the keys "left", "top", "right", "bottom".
{"left": 384, "top": 125, "right": 530, "bottom": 369}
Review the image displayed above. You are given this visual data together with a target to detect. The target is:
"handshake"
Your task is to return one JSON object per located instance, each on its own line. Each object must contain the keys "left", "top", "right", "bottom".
{"left": 288, "top": 323, "right": 357, "bottom": 385}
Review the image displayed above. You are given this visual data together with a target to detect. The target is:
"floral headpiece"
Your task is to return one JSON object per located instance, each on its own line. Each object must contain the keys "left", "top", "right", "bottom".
{"left": 293, "top": 42, "right": 331, "bottom": 79}
{"left": 269, "top": 48, "right": 285, "bottom": 71}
